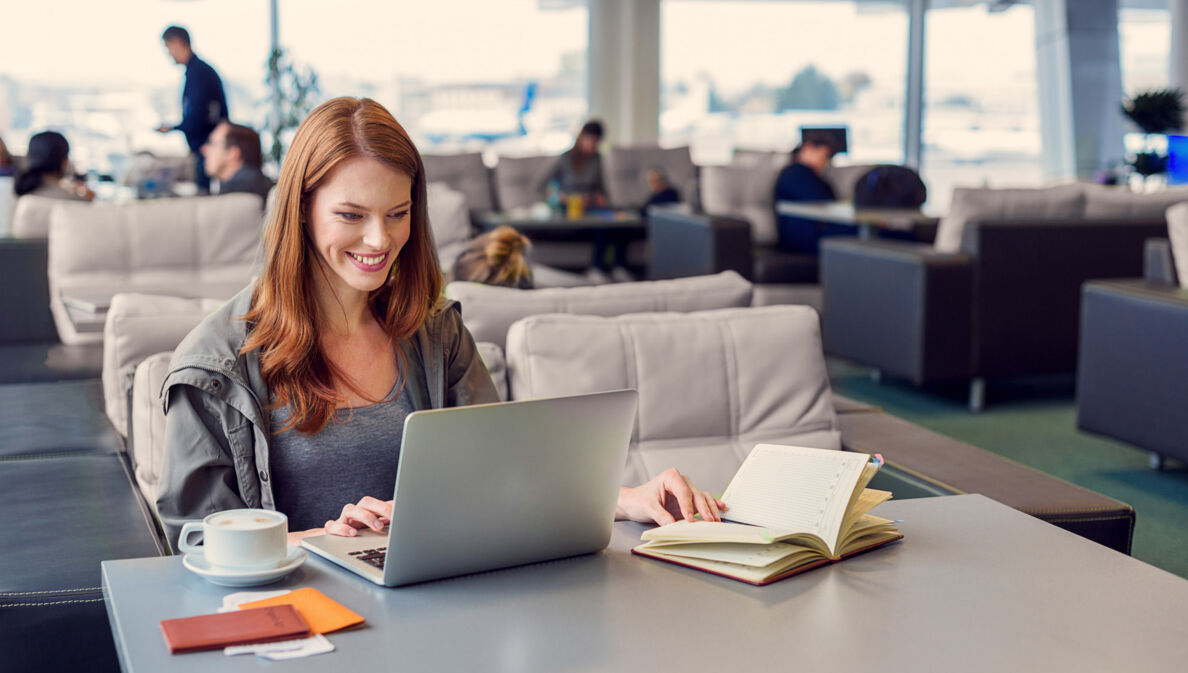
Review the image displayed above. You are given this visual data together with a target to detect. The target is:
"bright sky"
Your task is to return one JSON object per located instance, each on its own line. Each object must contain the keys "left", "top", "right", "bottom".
{"left": 0, "top": 0, "right": 586, "bottom": 89}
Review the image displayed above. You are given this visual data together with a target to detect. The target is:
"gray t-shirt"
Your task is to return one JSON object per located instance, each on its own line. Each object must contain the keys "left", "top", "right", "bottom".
{"left": 269, "top": 381, "right": 413, "bottom": 531}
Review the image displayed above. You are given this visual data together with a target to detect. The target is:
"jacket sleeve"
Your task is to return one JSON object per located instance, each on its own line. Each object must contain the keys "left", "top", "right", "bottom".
{"left": 156, "top": 383, "right": 247, "bottom": 552}
{"left": 442, "top": 307, "right": 501, "bottom": 407}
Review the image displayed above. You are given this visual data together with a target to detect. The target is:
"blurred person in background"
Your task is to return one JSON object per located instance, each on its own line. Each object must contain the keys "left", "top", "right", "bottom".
{"left": 157, "top": 25, "right": 229, "bottom": 195}
{"left": 773, "top": 130, "right": 849, "bottom": 254}
{"left": 203, "top": 121, "right": 274, "bottom": 203}
{"left": 641, "top": 167, "right": 680, "bottom": 215}
{"left": 0, "top": 135, "right": 15, "bottom": 177}
{"left": 447, "top": 225, "right": 535, "bottom": 289}
{"left": 14, "top": 131, "right": 94, "bottom": 201}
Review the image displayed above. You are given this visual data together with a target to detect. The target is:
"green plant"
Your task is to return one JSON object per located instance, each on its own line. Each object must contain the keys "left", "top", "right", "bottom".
{"left": 264, "top": 48, "right": 321, "bottom": 165}
{"left": 1121, "top": 89, "right": 1185, "bottom": 135}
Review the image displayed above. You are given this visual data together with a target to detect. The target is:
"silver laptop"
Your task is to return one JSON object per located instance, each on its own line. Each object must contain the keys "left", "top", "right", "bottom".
{"left": 301, "top": 390, "right": 637, "bottom": 586}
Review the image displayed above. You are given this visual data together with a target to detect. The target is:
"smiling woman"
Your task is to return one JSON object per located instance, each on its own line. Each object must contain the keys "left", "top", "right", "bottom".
{"left": 155, "top": 97, "right": 725, "bottom": 550}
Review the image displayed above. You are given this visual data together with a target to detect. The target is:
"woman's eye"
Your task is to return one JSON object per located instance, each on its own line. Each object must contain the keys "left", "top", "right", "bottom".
{"left": 337, "top": 212, "right": 363, "bottom": 222}
{"left": 388, "top": 210, "right": 409, "bottom": 220}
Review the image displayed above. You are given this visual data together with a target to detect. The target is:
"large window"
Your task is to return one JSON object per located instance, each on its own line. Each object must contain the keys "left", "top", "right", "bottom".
{"left": 921, "top": 3, "right": 1042, "bottom": 210}
{"left": 0, "top": 1, "right": 585, "bottom": 181}
{"left": 660, "top": 1, "right": 908, "bottom": 167}
{"left": 1119, "top": 2, "right": 1171, "bottom": 94}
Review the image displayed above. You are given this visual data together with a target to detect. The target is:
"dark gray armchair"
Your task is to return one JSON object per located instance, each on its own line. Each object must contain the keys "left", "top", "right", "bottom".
{"left": 1077, "top": 238, "right": 1188, "bottom": 468}
{"left": 820, "top": 217, "right": 1167, "bottom": 409}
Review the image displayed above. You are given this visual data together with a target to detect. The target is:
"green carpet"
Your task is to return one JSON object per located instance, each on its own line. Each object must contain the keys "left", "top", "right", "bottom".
{"left": 828, "top": 359, "right": 1188, "bottom": 579}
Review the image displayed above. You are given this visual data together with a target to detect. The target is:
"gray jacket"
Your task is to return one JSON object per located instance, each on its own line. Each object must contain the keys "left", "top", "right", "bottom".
{"left": 156, "top": 284, "right": 499, "bottom": 550}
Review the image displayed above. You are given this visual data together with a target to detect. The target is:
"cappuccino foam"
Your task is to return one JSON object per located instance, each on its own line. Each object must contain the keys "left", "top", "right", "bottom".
{"left": 210, "top": 511, "right": 283, "bottom": 531}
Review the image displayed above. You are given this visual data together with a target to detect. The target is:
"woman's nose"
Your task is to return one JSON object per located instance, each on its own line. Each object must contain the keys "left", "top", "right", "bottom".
{"left": 361, "top": 216, "right": 390, "bottom": 250}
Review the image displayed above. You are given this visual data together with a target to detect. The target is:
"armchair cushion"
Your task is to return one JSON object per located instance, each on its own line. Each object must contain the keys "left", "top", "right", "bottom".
{"left": 493, "top": 155, "right": 554, "bottom": 212}
{"left": 47, "top": 194, "right": 262, "bottom": 345}
{"left": 700, "top": 164, "right": 780, "bottom": 245}
{"left": 476, "top": 341, "right": 507, "bottom": 401}
{"left": 445, "top": 271, "right": 753, "bottom": 350}
{"left": 11, "top": 194, "right": 62, "bottom": 239}
{"left": 131, "top": 351, "right": 174, "bottom": 513}
{"left": 422, "top": 152, "right": 495, "bottom": 214}
{"left": 102, "top": 293, "right": 222, "bottom": 436}
{"left": 427, "top": 181, "right": 471, "bottom": 271}
{"left": 1082, "top": 184, "right": 1188, "bottom": 220}
{"left": 934, "top": 184, "right": 1086, "bottom": 253}
{"left": 505, "top": 305, "right": 840, "bottom": 491}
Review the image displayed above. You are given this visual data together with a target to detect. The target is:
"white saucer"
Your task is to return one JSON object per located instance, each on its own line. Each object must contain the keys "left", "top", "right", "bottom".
{"left": 183, "top": 547, "right": 307, "bottom": 587}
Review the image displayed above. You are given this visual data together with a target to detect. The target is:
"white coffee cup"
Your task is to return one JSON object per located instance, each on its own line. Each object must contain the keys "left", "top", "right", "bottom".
{"left": 178, "top": 509, "right": 288, "bottom": 571}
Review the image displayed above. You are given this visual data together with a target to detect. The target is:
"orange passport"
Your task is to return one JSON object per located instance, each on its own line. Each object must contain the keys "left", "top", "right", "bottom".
{"left": 160, "top": 604, "right": 310, "bottom": 654}
{"left": 238, "top": 587, "right": 364, "bottom": 635}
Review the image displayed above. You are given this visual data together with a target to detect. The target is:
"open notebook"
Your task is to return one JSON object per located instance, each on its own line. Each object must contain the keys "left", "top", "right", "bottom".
{"left": 633, "top": 444, "right": 903, "bottom": 585}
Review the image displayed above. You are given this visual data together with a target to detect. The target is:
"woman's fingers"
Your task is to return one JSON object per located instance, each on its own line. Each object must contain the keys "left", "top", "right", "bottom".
{"left": 663, "top": 469, "right": 696, "bottom": 521}
{"left": 702, "top": 490, "right": 722, "bottom": 522}
{"left": 648, "top": 502, "right": 677, "bottom": 527}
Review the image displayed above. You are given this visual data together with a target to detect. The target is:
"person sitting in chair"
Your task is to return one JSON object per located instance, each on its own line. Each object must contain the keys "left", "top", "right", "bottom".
{"left": 773, "top": 131, "right": 849, "bottom": 254}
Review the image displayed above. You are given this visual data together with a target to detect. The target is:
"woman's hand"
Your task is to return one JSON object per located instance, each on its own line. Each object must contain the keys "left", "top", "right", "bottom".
{"left": 287, "top": 528, "right": 326, "bottom": 546}
{"left": 615, "top": 468, "right": 726, "bottom": 526}
{"left": 323, "top": 496, "right": 393, "bottom": 537}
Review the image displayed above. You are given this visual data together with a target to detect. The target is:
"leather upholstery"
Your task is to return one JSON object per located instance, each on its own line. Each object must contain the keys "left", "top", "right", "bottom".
{"left": 505, "top": 306, "right": 841, "bottom": 491}
{"left": 1143, "top": 238, "right": 1177, "bottom": 284}
{"left": 446, "top": 271, "right": 753, "bottom": 350}
{"left": 47, "top": 194, "right": 264, "bottom": 345}
{"left": 0, "top": 380, "right": 122, "bottom": 457}
{"left": 647, "top": 208, "right": 752, "bottom": 281}
{"left": 1077, "top": 279, "right": 1188, "bottom": 465}
{"left": 0, "top": 342, "right": 103, "bottom": 384}
{"left": 839, "top": 411, "right": 1134, "bottom": 553}
{"left": 1082, "top": 183, "right": 1188, "bottom": 220}
{"left": 0, "top": 238, "right": 57, "bottom": 344}
{"left": 935, "top": 184, "right": 1086, "bottom": 253}
{"left": 822, "top": 216, "right": 1166, "bottom": 385}
{"left": 101, "top": 294, "right": 222, "bottom": 436}
{"left": 422, "top": 152, "right": 496, "bottom": 215}
{"left": 700, "top": 164, "right": 781, "bottom": 245}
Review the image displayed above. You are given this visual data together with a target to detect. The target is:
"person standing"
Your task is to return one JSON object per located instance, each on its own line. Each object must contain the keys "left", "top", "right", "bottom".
{"left": 156, "top": 25, "right": 228, "bottom": 195}
{"left": 201, "top": 121, "right": 274, "bottom": 204}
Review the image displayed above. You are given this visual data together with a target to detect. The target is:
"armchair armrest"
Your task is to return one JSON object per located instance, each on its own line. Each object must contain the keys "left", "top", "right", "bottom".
{"left": 1077, "top": 280, "right": 1188, "bottom": 465}
{"left": 1144, "top": 238, "right": 1177, "bottom": 284}
{"left": 821, "top": 238, "right": 973, "bottom": 383}
{"left": 647, "top": 207, "right": 752, "bottom": 280}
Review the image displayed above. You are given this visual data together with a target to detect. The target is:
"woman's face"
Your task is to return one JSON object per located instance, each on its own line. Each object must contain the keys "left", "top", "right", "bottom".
{"left": 307, "top": 156, "right": 413, "bottom": 299}
{"left": 577, "top": 133, "right": 600, "bottom": 155}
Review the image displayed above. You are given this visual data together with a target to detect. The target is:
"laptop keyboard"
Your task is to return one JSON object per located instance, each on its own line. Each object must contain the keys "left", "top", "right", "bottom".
{"left": 348, "top": 547, "right": 387, "bottom": 569}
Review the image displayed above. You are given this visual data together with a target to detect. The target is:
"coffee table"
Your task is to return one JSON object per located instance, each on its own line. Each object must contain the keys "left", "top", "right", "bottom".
{"left": 102, "top": 495, "right": 1188, "bottom": 672}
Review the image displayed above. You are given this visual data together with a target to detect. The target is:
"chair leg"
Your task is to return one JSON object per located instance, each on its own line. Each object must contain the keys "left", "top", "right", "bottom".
{"left": 1149, "top": 452, "right": 1166, "bottom": 471}
{"left": 968, "top": 378, "right": 985, "bottom": 413}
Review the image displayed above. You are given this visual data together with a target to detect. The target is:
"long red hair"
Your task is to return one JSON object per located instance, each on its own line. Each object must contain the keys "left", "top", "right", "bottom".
{"left": 241, "top": 97, "right": 442, "bottom": 434}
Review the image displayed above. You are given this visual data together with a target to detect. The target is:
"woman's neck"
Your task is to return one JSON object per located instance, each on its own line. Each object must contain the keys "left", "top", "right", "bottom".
{"left": 312, "top": 272, "right": 373, "bottom": 337}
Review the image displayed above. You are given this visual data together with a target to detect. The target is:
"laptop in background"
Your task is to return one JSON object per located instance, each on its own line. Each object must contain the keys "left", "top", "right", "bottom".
{"left": 302, "top": 389, "right": 638, "bottom": 587}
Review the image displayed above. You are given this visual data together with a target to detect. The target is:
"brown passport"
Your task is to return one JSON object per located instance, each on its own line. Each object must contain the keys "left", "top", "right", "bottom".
{"left": 160, "top": 604, "right": 311, "bottom": 654}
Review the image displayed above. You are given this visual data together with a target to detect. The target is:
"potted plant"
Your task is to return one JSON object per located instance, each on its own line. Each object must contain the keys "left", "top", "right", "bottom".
{"left": 1121, "top": 88, "right": 1185, "bottom": 189}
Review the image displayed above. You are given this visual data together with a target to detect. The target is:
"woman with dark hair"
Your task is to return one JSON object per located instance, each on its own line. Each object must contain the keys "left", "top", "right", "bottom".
{"left": 540, "top": 119, "right": 607, "bottom": 207}
{"left": 448, "top": 225, "right": 535, "bottom": 289}
{"left": 14, "top": 131, "right": 93, "bottom": 200}
{"left": 157, "top": 98, "right": 723, "bottom": 549}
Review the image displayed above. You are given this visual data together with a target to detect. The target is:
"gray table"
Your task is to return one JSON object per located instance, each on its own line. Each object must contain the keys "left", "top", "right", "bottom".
{"left": 776, "top": 200, "right": 940, "bottom": 239}
{"left": 102, "top": 495, "right": 1188, "bottom": 672}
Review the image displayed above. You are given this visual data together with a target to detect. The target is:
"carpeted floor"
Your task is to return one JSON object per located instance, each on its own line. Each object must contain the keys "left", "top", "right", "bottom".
{"left": 828, "top": 359, "right": 1188, "bottom": 580}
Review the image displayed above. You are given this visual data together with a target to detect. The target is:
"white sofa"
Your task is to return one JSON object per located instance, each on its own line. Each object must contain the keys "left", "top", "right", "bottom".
{"left": 47, "top": 193, "right": 263, "bottom": 345}
{"left": 506, "top": 306, "right": 840, "bottom": 491}
{"left": 444, "top": 270, "right": 753, "bottom": 350}
{"left": 11, "top": 194, "right": 63, "bottom": 239}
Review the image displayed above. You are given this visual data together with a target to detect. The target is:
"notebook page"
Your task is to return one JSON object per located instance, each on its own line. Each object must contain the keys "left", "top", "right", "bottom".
{"left": 720, "top": 444, "right": 870, "bottom": 552}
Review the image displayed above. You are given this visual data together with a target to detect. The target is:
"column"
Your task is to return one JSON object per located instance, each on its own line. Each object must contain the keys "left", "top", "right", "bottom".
{"left": 903, "top": 0, "right": 927, "bottom": 169}
{"left": 587, "top": 0, "right": 661, "bottom": 145}
{"left": 1034, "top": 0, "right": 1125, "bottom": 180}
{"left": 1172, "top": 0, "right": 1188, "bottom": 95}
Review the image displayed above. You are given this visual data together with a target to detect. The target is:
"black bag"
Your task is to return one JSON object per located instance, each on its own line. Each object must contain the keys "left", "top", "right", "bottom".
{"left": 853, "top": 165, "right": 927, "bottom": 208}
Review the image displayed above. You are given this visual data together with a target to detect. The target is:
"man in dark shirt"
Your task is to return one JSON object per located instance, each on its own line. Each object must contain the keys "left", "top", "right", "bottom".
{"left": 773, "top": 134, "right": 851, "bottom": 254}
{"left": 201, "top": 121, "right": 273, "bottom": 205}
{"left": 156, "top": 25, "right": 229, "bottom": 195}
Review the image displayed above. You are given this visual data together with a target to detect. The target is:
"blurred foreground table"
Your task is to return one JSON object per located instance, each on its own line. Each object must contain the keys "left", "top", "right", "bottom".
{"left": 102, "top": 495, "right": 1188, "bottom": 672}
